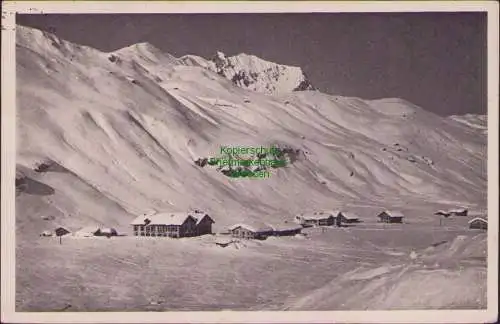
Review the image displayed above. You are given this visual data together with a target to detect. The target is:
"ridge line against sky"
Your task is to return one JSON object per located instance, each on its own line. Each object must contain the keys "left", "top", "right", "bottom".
{"left": 16, "top": 12, "right": 487, "bottom": 116}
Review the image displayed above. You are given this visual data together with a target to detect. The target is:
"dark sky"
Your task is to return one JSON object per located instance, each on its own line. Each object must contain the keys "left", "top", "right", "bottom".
{"left": 17, "top": 12, "right": 487, "bottom": 116}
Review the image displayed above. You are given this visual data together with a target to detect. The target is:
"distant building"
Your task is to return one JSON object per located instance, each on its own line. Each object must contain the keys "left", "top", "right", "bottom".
{"left": 448, "top": 208, "right": 468, "bottom": 216}
{"left": 131, "top": 210, "right": 214, "bottom": 238}
{"left": 40, "top": 230, "right": 52, "bottom": 237}
{"left": 54, "top": 227, "right": 70, "bottom": 236}
{"left": 434, "top": 210, "right": 451, "bottom": 217}
{"left": 294, "top": 211, "right": 336, "bottom": 227}
{"left": 228, "top": 223, "right": 274, "bottom": 240}
{"left": 337, "top": 211, "right": 361, "bottom": 224}
{"left": 95, "top": 228, "right": 118, "bottom": 237}
{"left": 468, "top": 217, "right": 487, "bottom": 230}
{"left": 268, "top": 223, "right": 303, "bottom": 236}
{"left": 377, "top": 210, "right": 404, "bottom": 223}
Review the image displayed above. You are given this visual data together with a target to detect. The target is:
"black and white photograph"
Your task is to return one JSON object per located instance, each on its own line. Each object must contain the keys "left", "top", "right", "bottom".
{"left": 1, "top": 1, "right": 498, "bottom": 323}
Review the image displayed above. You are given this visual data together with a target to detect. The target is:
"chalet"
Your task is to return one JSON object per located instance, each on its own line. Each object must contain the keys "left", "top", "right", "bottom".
{"left": 268, "top": 223, "right": 303, "bottom": 236}
{"left": 54, "top": 227, "right": 70, "bottom": 236}
{"left": 131, "top": 211, "right": 214, "bottom": 238}
{"left": 228, "top": 223, "right": 274, "bottom": 240}
{"left": 448, "top": 208, "right": 468, "bottom": 216}
{"left": 95, "top": 228, "right": 118, "bottom": 237}
{"left": 336, "top": 211, "right": 361, "bottom": 224}
{"left": 468, "top": 217, "right": 487, "bottom": 230}
{"left": 294, "top": 211, "right": 335, "bottom": 227}
{"left": 377, "top": 210, "right": 404, "bottom": 223}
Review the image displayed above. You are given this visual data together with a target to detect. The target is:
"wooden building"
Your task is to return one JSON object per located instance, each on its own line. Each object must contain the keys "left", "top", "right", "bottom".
{"left": 228, "top": 223, "right": 274, "bottom": 240}
{"left": 468, "top": 217, "right": 487, "bottom": 230}
{"left": 268, "top": 223, "right": 303, "bottom": 236}
{"left": 294, "top": 211, "right": 335, "bottom": 227}
{"left": 95, "top": 228, "right": 118, "bottom": 237}
{"left": 131, "top": 211, "right": 214, "bottom": 238}
{"left": 54, "top": 227, "right": 70, "bottom": 236}
{"left": 377, "top": 210, "right": 404, "bottom": 223}
{"left": 337, "top": 211, "right": 361, "bottom": 224}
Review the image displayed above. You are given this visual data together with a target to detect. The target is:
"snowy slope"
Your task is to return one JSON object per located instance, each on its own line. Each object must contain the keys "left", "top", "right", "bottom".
{"left": 448, "top": 114, "right": 487, "bottom": 135}
{"left": 287, "top": 233, "right": 487, "bottom": 310}
{"left": 15, "top": 25, "right": 487, "bottom": 236}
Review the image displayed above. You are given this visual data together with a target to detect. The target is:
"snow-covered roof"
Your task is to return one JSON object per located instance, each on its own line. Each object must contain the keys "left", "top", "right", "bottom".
{"left": 228, "top": 223, "right": 273, "bottom": 233}
{"left": 379, "top": 210, "right": 404, "bottom": 217}
{"left": 449, "top": 208, "right": 468, "bottom": 213}
{"left": 434, "top": 210, "right": 451, "bottom": 215}
{"left": 131, "top": 212, "right": 195, "bottom": 226}
{"left": 195, "top": 214, "right": 214, "bottom": 225}
{"left": 267, "top": 223, "right": 303, "bottom": 232}
{"left": 100, "top": 227, "right": 117, "bottom": 233}
{"left": 468, "top": 217, "right": 487, "bottom": 224}
{"left": 298, "top": 211, "right": 335, "bottom": 220}
{"left": 339, "top": 211, "right": 360, "bottom": 219}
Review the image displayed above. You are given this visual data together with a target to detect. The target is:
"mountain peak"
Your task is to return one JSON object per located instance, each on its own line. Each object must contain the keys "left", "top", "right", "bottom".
{"left": 206, "top": 51, "right": 316, "bottom": 95}
{"left": 112, "top": 41, "right": 176, "bottom": 65}
{"left": 114, "top": 42, "right": 163, "bottom": 56}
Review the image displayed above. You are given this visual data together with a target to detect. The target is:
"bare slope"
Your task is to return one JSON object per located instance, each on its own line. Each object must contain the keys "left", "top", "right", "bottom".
{"left": 16, "top": 25, "right": 486, "bottom": 236}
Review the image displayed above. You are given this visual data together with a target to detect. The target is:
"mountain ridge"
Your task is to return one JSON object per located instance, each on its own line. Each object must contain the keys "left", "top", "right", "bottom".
{"left": 15, "top": 24, "right": 486, "bottom": 236}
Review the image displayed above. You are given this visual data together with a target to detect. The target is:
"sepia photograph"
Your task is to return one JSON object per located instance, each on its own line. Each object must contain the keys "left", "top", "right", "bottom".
{"left": 1, "top": 1, "right": 498, "bottom": 323}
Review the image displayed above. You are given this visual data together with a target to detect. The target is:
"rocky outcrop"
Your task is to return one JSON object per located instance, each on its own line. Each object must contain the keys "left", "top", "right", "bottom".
{"left": 206, "top": 51, "right": 316, "bottom": 95}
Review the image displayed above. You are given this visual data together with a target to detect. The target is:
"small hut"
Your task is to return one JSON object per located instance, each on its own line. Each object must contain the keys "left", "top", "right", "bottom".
{"left": 54, "top": 227, "right": 70, "bottom": 236}
{"left": 228, "top": 223, "right": 273, "bottom": 240}
{"left": 294, "top": 211, "right": 335, "bottom": 227}
{"left": 40, "top": 230, "right": 53, "bottom": 237}
{"left": 468, "top": 217, "right": 487, "bottom": 230}
{"left": 377, "top": 210, "right": 404, "bottom": 223}
{"left": 95, "top": 228, "right": 118, "bottom": 237}
{"left": 337, "top": 211, "right": 361, "bottom": 224}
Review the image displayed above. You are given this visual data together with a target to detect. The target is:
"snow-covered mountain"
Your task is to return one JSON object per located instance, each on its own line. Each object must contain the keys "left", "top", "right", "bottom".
{"left": 15, "top": 24, "right": 486, "bottom": 236}
{"left": 178, "top": 51, "right": 316, "bottom": 95}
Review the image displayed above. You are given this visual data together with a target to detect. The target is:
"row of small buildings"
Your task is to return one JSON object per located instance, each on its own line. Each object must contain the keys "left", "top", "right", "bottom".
{"left": 42, "top": 207, "right": 486, "bottom": 239}
{"left": 128, "top": 209, "right": 400, "bottom": 240}
{"left": 294, "top": 210, "right": 403, "bottom": 226}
